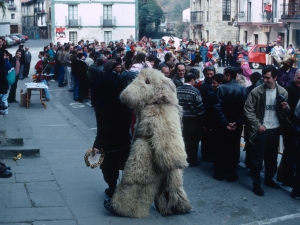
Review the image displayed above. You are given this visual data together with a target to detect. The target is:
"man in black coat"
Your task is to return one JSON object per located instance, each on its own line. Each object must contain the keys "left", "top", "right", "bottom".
{"left": 172, "top": 63, "right": 186, "bottom": 88}
{"left": 219, "top": 41, "right": 226, "bottom": 67}
{"left": 199, "top": 66, "right": 215, "bottom": 161}
{"left": 281, "top": 71, "right": 300, "bottom": 199}
{"left": 72, "top": 53, "right": 88, "bottom": 102}
{"left": 91, "top": 62, "right": 131, "bottom": 198}
{"left": 233, "top": 41, "right": 240, "bottom": 67}
{"left": 213, "top": 67, "right": 247, "bottom": 182}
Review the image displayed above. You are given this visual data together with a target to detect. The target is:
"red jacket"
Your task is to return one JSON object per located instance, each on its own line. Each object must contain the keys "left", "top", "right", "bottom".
{"left": 34, "top": 59, "right": 44, "bottom": 82}
{"left": 226, "top": 45, "right": 233, "bottom": 56}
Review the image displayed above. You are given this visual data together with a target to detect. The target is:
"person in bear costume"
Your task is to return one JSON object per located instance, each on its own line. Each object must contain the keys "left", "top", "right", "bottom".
{"left": 104, "top": 68, "right": 191, "bottom": 218}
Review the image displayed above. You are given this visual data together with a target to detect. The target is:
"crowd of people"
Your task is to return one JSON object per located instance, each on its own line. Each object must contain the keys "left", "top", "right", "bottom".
{"left": 0, "top": 35, "right": 299, "bottom": 202}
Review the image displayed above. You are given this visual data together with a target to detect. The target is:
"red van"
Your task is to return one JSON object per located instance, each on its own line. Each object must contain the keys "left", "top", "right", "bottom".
{"left": 248, "top": 44, "right": 267, "bottom": 69}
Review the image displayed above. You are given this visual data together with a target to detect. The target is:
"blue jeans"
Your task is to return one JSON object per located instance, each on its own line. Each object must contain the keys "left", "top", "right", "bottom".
{"left": 58, "top": 65, "right": 65, "bottom": 86}
{"left": 19, "top": 64, "right": 24, "bottom": 79}
{"left": 41, "top": 80, "right": 50, "bottom": 99}
{"left": 0, "top": 87, "right": 9, "bottom": 115}
{"left": 73, "top": 76, "right": 79, "bottom": 100}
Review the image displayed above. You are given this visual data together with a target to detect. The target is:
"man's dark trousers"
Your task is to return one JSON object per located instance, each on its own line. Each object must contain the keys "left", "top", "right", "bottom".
{"left": 251, "top": 127, "right": 280, "bottom": 185}
{"left": 8, "top": 77, "right": 18, "bottom": 102}
{"left": 182, "top": 117, "right": 201, "bottom": 165}
{"left": 24, "top": 62, "right": 30, "bottom": 78}
{"left": 214, "top": 125, "right": 243, "bottom": 178}
{"left": 57, "top": 65, "right": 65, "bottom": 86}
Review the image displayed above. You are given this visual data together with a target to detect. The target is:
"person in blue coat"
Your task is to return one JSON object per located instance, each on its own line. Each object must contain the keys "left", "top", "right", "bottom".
{"left": 200, "top": 41, "right": 208, "bottom": 63}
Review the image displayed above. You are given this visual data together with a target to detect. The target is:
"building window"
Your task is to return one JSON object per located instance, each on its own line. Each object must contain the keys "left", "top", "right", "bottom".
{"left": 103, "top": 5, "right": 112, "bottom": 20}
{"left": 103, "top": 5, "right": 113, "bottom": 26}
{"left": 222, "top": 0, "right": 231, "bottom": 21}
{"left": 11, "top": 14, "right": 15, "bottom": 19}
{"left": 69, "top": 31, "right": 77, "bottom": 44}
{"left": 68, "top": 5, "right": 78, "bottom": 26}
{"left": 104, "top": 31, "right": 112, "bottom": 44}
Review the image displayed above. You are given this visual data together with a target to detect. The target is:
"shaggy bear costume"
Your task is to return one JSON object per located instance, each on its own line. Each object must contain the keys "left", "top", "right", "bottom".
{"left": 104, "top": 68, "right": 191, "bottom": 218}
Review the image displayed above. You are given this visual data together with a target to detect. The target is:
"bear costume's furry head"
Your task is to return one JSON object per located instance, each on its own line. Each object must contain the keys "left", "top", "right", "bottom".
{"left": 120, "top": 69, "right": 179, "bottom": 113}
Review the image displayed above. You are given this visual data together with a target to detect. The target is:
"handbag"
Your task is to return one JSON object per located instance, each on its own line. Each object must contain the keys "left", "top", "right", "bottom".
{"left": 7, "top": 68, "right": 15, "bottom": 85}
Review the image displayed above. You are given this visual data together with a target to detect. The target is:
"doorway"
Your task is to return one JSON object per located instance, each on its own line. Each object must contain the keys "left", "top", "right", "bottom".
{"left": 244, "top": 31, "right": 248, "bottom": 43}
{"left": 254, "top": 34, "right": 258, "bottom": 44}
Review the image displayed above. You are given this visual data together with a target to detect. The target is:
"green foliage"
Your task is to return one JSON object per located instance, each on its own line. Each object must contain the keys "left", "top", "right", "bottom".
{"left": 171, "top": 4, "right": 183, "bottom": 21}
{"left": 0, "top": 1, "right": 6, "bottom": 17}
{"left": 175, "top": 21, "right": 189, "bottom": 38}
{"left": 139, "top": 0, "right": 165, "bottom": 39}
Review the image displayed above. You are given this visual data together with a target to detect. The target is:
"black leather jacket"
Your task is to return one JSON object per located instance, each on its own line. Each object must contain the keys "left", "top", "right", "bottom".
{"left": 214, "top": 79, "right": 248, "bottom": 127}
{"left": 200, "top": 79, "right": 213, "bottom": 105}
{"left": 247, "top": 79, "right": 264, "bottom": 94}
{"left": 286, "top": 82, "right": 300, "bottom": 126}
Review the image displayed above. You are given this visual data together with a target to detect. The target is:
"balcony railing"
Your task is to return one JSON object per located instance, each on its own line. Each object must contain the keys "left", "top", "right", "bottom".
{"left": 190, "top": 11, "right": 204, "bottom": 24}
{"left": 8, "top": 4, "right": 16, "bottom": 10}
{"left": 100, "top": 16, "right": 116, "bottom": 27}
{"left": 36, "top": 9, "right": 46, "bottom": 14}
{"left": 279, "top": 4, "right": 300, "bottom": 22}
{"left": 65, "top": 16, "right": 81, "bottom": 27}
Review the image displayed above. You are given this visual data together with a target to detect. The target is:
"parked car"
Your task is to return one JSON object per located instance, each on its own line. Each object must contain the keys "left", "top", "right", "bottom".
{"left": 8, "top": 35, "right": 21, "bottom": 44}
{"left": 11, "top": 33, "right": 26, "bottom": 42}
{"left": 21, "top": 34, "right": 28, "bottom": 41}
{"left": 5, "top": 36, "right": 15, "bottom": 47}
{"left": 248, "top": 44, "right": 267, "bottom": 69}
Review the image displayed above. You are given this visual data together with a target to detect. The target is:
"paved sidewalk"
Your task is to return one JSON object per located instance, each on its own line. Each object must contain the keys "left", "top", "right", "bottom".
{"left": 0, "top": 78, "right": 300, "bottom": 225}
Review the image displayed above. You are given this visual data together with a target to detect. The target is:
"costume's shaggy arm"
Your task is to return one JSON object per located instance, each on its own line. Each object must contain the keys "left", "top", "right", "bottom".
{"left": 141, "top": 106, "right": 188, "bottom": 172}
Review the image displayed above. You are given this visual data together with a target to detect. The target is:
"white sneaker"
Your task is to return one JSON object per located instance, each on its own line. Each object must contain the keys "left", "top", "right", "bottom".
{"left": 50, "top": 79, "right": 55, "bottom": 82}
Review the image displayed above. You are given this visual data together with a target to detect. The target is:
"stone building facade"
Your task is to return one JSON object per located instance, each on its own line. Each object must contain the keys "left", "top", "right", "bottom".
{"left": 190, "top": 0, "right": 238, "bottom": 43}
{"left": 0, "top": 0, "right": 23, "bottom": 33}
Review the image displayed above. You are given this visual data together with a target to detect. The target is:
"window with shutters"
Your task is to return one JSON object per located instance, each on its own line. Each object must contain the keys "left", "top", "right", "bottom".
{"left": 68, "top": 5, "right": 78, "bottom": 26}
{"left": 222, "top": 0, "right": 231, "bottom": 21}
{"left": 69, "top": 31, "right": 77, "bottom": 44}
{"left": 104, "top": 31, "right": 112, "bottom": 44}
